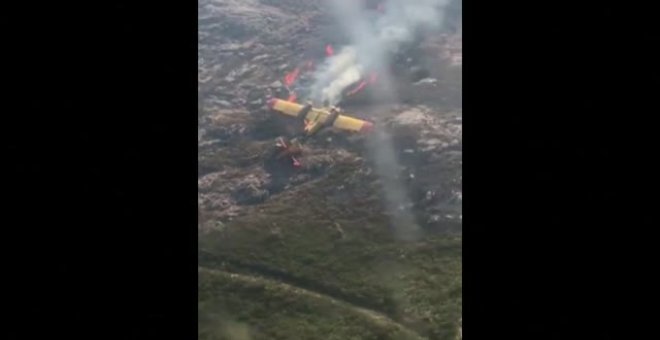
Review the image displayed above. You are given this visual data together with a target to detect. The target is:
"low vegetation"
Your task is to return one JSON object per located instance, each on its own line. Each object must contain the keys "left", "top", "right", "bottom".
{"left": 199, "top": 165, "right": 461, "bottom": 340}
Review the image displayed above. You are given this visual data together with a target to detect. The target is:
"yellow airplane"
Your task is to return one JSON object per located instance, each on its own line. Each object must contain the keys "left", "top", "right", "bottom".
{"left": 266, "top": 98, "right": 374, "bottom": 167}
{"left": 267, "top": 98, "right": 374, "bottom": 136}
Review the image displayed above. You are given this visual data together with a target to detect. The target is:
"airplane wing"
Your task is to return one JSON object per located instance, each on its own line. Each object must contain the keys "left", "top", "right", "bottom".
{"left": 333, "top": 114, "right": 373, "bottom": 133}
{"left": 267, "top": 98, "right": 306, "bottom": 118}
{"left": 267, "top": 98, "right": 373, "bottom": 133}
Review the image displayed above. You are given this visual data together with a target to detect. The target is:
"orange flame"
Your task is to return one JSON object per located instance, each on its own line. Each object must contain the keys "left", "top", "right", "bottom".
{"left": 287, "top": 92, "right": 297, "bottom": 103}
{"left": 346, "top": 80, "right": 368, "bottom": 96}
{"left": 325, "top": 44, "right": 334, "bottom": 57}
{"left": 346, "top": 72, "right": 378, "bottom": 97}
{"left": 284, "top": 67, "right": 301, "bottom": 87}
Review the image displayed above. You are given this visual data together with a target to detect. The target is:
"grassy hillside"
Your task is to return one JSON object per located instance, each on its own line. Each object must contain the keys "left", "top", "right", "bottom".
{"left": 199, "top": 268, "right": 424, "bottom": 340}
{"left": 199, "top": 165, "right": 461, "bottom": 340}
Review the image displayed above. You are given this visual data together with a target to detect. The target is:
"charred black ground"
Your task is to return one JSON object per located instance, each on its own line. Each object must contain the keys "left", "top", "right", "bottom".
{"left": 199, "top": 1, "right": 462, "bottom": 339}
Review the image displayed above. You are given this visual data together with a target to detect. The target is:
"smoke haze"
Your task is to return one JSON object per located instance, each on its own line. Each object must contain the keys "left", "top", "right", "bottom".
{"left": 310, "top": 0, "right": 451, "bottom": 241}
{"left": 311, "top": 0, "right": 450, "bottom": 105}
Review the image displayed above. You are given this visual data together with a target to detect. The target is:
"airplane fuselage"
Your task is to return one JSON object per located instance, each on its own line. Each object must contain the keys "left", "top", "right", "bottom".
{"left": 266, "top": 98, "right": 373, "bottom": 138}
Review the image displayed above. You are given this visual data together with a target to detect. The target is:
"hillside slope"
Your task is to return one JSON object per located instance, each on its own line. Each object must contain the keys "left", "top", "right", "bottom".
{"left": 199, "top": 1, "right": 462, "bottom": 339}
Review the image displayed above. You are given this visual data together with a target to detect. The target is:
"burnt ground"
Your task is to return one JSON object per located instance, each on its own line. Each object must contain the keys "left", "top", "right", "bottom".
{"left": 198, "top": 1, "right": 462, "bottom": 339}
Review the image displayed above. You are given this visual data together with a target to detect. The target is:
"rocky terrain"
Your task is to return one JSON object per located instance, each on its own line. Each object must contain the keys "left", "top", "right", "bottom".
{"left": 198, "top": 1, "right": 462, "bottom": 339}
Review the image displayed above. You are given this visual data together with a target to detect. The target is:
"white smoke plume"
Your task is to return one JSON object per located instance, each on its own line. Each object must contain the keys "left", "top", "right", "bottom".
{"left": 310, "top": 0, "right": 453, "bottom": 241}
{"left": 313, "top": 46, "right": 364, "bottom": 105}
{"left": 311, "top": 0, "right": 450, "bottom": 105}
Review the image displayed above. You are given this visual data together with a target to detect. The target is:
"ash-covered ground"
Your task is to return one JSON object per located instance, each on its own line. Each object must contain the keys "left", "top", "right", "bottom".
{"left": 199, "top": 1, "right": 462, "bottom": 339}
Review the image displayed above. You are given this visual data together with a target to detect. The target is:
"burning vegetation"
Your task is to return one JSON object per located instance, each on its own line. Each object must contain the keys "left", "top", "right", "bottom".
{"left": 199, "top": 0, "right": 462, "bottom": 339}
{"left": 280, "top": 43, "right": 381, "bottom": 106}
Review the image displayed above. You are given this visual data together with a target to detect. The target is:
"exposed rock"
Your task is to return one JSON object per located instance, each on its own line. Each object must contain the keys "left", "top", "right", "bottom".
{"left": 252, "top": 54, "right": 270, "bottom": 62}
{"left": 289, "top": 173, "right": 313, "bottom": 185}
{"left": 198, "top": 167, "right": 272, "bottom": 222}
{"left": 198, "top": 0, "right": 462, "bottom": 229}
{"left": 249, "top": 98, "right": 263, "bottom": 108}
{"left": 206, "top": 123, "right": 249, "bottom": 141}
{"left": 413, "top": 78, "right": 438, "bottom": 86}
{"left": 198, "top": 0, "right": 462, "bottom": 337}
{"left": 198, "top": 139, "right": 223, "bottom": 149}
{"left": 199, "top": 168, "right": 271, "bottom": 195}
{"left": 232, "top": 183, "right": 269, "bottom": 204}
{"left": 217, "top": 100, "right": 232, "bottom": 108}
{"left": 199, "top": 192, "right": 242, "bottom": 223}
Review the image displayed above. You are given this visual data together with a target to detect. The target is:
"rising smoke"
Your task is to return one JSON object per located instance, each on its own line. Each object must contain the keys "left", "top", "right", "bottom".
{"left": 310, "top": 0, "right": 450, "bottom": 106}
{"left": 311, "top": 0, "right": 451, "bottom": 241}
